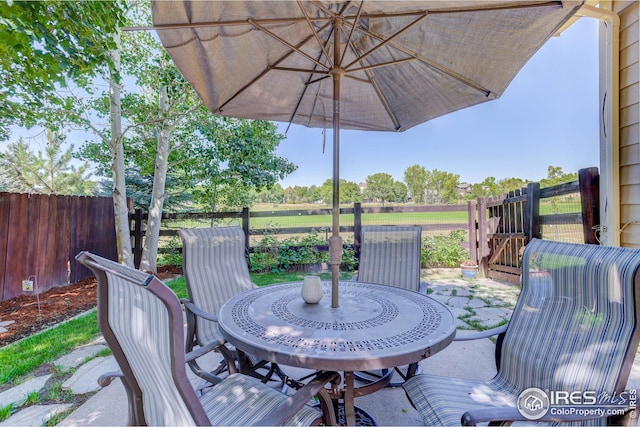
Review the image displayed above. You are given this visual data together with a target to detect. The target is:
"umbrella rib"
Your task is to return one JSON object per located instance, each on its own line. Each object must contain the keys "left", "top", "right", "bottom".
{"left": 297, "top": 0, "right": 334, "bottom": 69}
{"left": 340, "top": 1, "right": 365, "bottom": 66}
{"left": 217, "top": 22, "right": 332, "bottom": 113}
{"left": 271, "top": 66, "right": 328, "bottom": 75}
{"left": 306, "top": 75, "right": 332, "bottom": 85}
{"left": 346, "top": 41, "right": 401, "bottom": 130}
{"left": 343, "top": 13, "right": 427, "bottom": 71}
{"left": 126, "top": 16, "right": 328, "bottom": 32}
{"left": 353, "top": 24, "right": 491, "bottom": 96}
{"left": 347, "top": 57, "right": 415, "bottom": 73}
{"left": 281, "top": 18, "right": 337, "bottom": 126}
{"left": 249, "top": 19, "right": 331, "bottom": 71}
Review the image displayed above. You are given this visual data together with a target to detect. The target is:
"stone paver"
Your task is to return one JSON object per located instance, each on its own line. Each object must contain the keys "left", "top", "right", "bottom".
{"left": 0, "top": 320, "right": 14, "bottom": 333}
{"left": 0, "top": 375, "right": 51, "bottom": 408}
{"left": 468, "top": 297, "right": 487, "bottom": 308}
{"left": 55, "top": 345, "right": 108, "bottom": 371}
{"left": 62, "top": 357, "right": 120, "bottom": 395}
{"left": 0, "top": 404, "right": 72, "bottom": 426}
{"left": 446, "top": 296, "right": 470, "bottom": 308}
{"left": 0, "top": 273, "right": 519, "bottom": 426}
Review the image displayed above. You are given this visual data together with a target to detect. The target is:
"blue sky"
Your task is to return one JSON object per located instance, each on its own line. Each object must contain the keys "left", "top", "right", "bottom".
{"left": 274, "top": 17, "right": 600, "bottom": 188}
{"left": 3, "top": 16, "right": 599, "bottom": 190}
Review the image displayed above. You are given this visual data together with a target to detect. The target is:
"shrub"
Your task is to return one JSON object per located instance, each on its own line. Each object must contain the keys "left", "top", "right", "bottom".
{"left": 422, "top": 230, "right": 469, "bottom": 268}
{"left": 249, "top": 231, "right": 330, "bottom": 273}
{"left": 157, "top": 236, "right": 183, "bottom": 267}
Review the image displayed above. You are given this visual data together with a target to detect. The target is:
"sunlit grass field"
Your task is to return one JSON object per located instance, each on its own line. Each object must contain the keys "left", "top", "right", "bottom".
{"left": 162, "top": 200, "right": 581, "bottom": 231}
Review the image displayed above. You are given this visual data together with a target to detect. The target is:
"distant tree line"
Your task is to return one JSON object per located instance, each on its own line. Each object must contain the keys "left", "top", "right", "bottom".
{"left": 252, "top": 164, "right": 579, "bottom": 205}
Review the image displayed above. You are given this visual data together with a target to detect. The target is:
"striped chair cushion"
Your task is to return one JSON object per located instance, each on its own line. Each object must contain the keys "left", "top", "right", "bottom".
{"left": 201, "top": 373, "right": 322, "bottom": 426}
{"left": 106, "top": 271, "right": 196, "bottom": 426}
{"left": 403, "top": 374, "right": 516, "bottom": 426}
{"left": 179, "top": 226, "right": 255, "bottom": 345}
{"left": 404, "top": 239, "right": 640, "bottom": 426}
{"left": 99, "top": 260, "right": 322, "bottom": 427}
{"left": 357, "top": 225, "right": 422, "bottom": 291}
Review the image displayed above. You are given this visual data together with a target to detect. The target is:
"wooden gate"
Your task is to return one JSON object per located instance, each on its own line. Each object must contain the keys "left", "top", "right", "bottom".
{"left": 470, "top": 167, "right": 600, "bottom": 284}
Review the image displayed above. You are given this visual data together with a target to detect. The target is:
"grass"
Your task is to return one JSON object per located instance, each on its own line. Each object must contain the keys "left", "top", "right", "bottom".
{"left": 163, "top": 200, "right": 580, "bottom": 230}
{"left": 0, "top": 404, "right": 13, "bottom": 422}
{"left": 0, "top": 270, "right": 354, "bottom": 389}
{"left": 0, "top": 311, "right": 100, "bottom": 386}
{"left": 167, "top": 270, "right": 354, "bottom": 295}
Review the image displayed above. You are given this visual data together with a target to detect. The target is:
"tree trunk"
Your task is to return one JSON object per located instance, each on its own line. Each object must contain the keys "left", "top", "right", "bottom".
{"left": 140, "top": 85, "right": 169, "bottom": 273}
{"left": 109, "top": 33, "right": 134, "bottom": 267}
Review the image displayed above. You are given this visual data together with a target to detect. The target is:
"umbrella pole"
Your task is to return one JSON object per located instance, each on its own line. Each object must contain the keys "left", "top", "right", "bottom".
{"left": 329, "top": 18, "right": 344, "bottom": 308}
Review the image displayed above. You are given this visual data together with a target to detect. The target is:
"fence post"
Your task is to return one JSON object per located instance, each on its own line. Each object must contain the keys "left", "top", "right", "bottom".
{"left": 242, "top": 207, "right": 250, "bottom": 254}
{"left": 477, "top": 197, "right": 488, "bottom": 276}
{"left": 525, "top": 183, "right": 541, "bottom": 242}
{"left": 133, "top": 208, "right": 143, "bottom": 269}
{"left": 467, "top": 200, "right": 478, "bottom": 263}
{"left": 578, "top": 167, "right": 600, "bottom": 244}
{"left": 353, "top": 202, "right": 362, "bottom": 259}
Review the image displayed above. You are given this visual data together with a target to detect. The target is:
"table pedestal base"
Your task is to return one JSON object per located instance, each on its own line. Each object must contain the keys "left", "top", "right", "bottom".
{"left": 315, "top": 404, "right": 377, "bottom": 426}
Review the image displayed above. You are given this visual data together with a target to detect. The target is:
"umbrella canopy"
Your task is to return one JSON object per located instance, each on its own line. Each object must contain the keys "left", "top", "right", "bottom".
{"left": 150, "top": 0, "right": 583, "bottom": 307}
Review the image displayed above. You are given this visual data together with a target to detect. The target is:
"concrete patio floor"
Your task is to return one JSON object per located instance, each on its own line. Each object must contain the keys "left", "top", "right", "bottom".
{"left": 2, "top": 272, "right": 639, "bottom": 426}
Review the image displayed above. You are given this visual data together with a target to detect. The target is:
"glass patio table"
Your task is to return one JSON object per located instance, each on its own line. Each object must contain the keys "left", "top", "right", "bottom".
{"left": 217, "top": 280, "right": 456, "bottom": 426}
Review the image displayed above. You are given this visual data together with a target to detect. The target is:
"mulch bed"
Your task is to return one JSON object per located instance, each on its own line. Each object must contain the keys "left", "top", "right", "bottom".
{"left": 0, "top": 265, "right": 182, "bottom": 347}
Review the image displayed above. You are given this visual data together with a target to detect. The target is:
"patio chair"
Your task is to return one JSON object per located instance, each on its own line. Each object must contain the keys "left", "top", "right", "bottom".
{"left": 178, "top": 226, "right": 294, "bottom": 389}
{"left": 355, "top": 225, "right": 426, "bottom": 293}
{"left": 76, "top": 251, "right": 339, "bottom": 427}
{"left": 354, "top": 225, "right": 426, "bottom": 386}
{"left": 403, "top": 238, "right": 640, "bottom": 426}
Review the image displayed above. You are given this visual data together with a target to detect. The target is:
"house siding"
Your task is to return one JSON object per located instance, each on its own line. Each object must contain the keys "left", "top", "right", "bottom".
{"left": 615, "top": 1, "right": 640, "bottom": 247}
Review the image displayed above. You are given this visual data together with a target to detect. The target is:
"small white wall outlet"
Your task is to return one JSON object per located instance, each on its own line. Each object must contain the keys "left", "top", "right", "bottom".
{"left": 22, "top": 280, "right": 33, "bottom": 292}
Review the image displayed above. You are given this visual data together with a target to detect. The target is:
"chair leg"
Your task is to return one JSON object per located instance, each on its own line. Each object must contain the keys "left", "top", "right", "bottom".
{"left": 354, "top": 363, "right": 422, "bottom": 387}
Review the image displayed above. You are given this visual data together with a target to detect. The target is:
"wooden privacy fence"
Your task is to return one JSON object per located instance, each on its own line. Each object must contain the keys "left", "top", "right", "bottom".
{"left": 468, "top": 167, "right": 599, "bottom": 284}
{"left": 0, "top": 193, "right": 117, "bottom": 301}
{"left": 130, "top": 202, "right": 469, "bottom": 267}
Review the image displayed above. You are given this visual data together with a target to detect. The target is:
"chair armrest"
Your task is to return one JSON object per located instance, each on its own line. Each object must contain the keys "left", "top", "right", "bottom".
{"left": 418, "top": 281, "right": 428, "bottom": 294}
{"left": 185, "top": 340, "right": 225, "bottom": 363}
{"left": 253, "top": 371, "right": 341, "bottom": 426}
{"left": 462, "top": 405, "right": 635, "bottom": 426}
{"left": 454, "top": 324, "right": 508, "bottom": 341}
{"left": 97, "top": 371, "right": 123, "bottom": 387}
{"left": 181, "top": 298, "right": 218, "bottom": 322}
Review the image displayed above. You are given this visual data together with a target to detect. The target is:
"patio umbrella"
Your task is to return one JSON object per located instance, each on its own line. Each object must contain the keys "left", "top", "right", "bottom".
{"left": 150, "top": 0, "right": 583, "bottom": 307}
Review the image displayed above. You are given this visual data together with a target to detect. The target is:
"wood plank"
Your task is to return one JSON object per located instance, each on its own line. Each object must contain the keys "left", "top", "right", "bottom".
{"left": 34, "top": 194, "right": 50, "bottom": 290}
{"left": 621, "top": 164, "right": 640, "bottom": 185}
{"left": 362, "top": 204, "right": 467, "bottom": 214}
{"left": 622, "top": 185, "right": 640, "bottom": 204}
{"left": 621, "top": 123, "right": 640, "bottom": 147}
{"left": 540, "top": 213, "right": 583, "bottom": 225}
{"left": 4, "top": 193, "right": 29, "bottom": 300}
{"left": 621, "top": 143, "right": 640, "bottom": 167}
{"left": 25, "top": 194, "right": 40, "bottom": 292}
{"left": 620, "top": 81, "right": 639, "bottom": 109}
{"left": 619, "top": 2, "right": 639, "bottom": 30}
{"left": 0, "top": 193, "right": 11, "bottom": 300}
{"left": 44, "top": 195, "right": 59, "bottom": 291}
{"left": 488, "top": 239, "right": 508, "bottom": 265}
{"left": 488, "top": 264, "right": 521, "bottom": 275}
{"left": 488, "top": 270, "right": 520, "bottom": 285}
{"left": 54, "top": 196, "right": 72, "bottom": 286}
{"left": 620, "top": 103, "right": 639, "bottom": 128}
{"left": 539, "top": 181, "right": 580, "bottom": 198}
{"left": 620, "top": 62, "right": 639, "bottom": 91}
{"left": 487, "top": 232, "right": 526, "bottom": 239}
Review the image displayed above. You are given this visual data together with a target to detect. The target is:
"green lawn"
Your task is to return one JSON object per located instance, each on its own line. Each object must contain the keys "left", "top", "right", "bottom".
{"left": 0, "top": 270, "right": 354, "bottom": 388}
{"left": 163, "top": 201, "right": 580, "bottom": 230}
